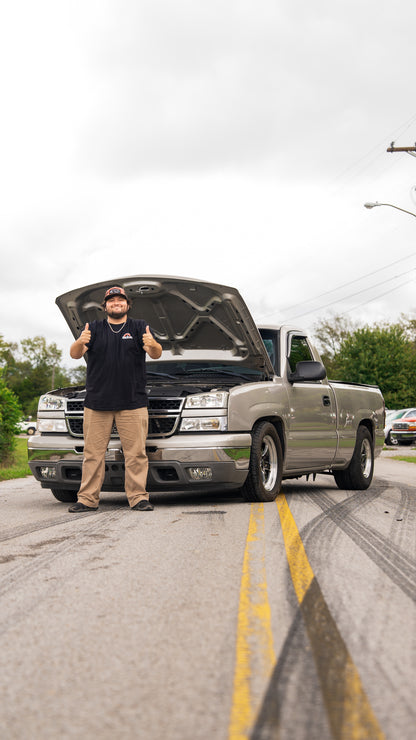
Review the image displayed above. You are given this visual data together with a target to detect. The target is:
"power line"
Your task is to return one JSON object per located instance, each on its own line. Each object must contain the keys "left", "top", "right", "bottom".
{"left": 284, "top": 268, "right": 416, "bottom": 322}
{"left": 341, "top": 275, "right": 416, "bottom": 316}
{"left": 331, "top": 111, "right": 416, "bottom": 190}
{"left": 258, "top": 249, "right": 416, "bottom": 320}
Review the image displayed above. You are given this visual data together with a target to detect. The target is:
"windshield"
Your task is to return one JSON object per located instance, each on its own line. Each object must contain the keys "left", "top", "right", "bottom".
{"left": 388, "top": 409, "right": 413, "bottom": 421}
{"left": 146, "top": 361, "right": 265, "bottom": 381}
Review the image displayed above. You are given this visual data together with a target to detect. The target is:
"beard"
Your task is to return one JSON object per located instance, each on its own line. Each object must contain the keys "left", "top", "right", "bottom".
{"left": 106, "top": 306, "right": 128, "bottom": 321}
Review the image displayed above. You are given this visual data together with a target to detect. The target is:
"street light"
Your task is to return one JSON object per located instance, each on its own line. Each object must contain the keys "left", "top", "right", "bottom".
{"left": 364, "top": 201, "right": 416, "bottom": 218}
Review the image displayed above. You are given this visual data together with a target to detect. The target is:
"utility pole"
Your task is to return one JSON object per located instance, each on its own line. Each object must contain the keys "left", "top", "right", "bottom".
{"left": 387, "top": 142, "right": 416, "bottom": 157}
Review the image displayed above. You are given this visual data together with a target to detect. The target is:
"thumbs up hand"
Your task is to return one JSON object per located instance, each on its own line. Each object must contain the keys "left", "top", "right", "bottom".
{"left": 70, "top": 322, "right": 92, "bottom": 359}
{"left": 142, "top": 325, "right": 154, "bottom": 350}
{"left": 142, "top": 325, "right": 162, "bottom": 358}
{"left": 80, "top": 323, "right": 91, "bottom": 347}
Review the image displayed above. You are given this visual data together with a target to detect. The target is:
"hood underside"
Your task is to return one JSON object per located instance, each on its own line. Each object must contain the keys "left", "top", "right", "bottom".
{"left": 56, "top": 275, "right": 274, "bottom": 374}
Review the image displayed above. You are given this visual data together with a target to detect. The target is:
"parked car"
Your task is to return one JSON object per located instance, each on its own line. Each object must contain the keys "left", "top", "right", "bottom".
{"left": 17, "top": 419, "right": 37, "bottom": 436}
{"left": 384, "top": 408, "right": 416, "bottom": 445}
{"left": 390, "top": 412, "right": 416, "bottom": 446}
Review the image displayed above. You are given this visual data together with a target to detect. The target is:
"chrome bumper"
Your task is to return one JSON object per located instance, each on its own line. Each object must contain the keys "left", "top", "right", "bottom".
{"left": 28, "top": 432, "right": 251, "bottom": 492}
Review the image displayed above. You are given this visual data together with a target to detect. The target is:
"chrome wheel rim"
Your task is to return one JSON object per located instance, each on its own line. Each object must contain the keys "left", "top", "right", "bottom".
{"left": 361, "top": 438, "right": 372, "bottom": 478}
{"left": 260, "top": 435, "right": 278, "bottom": 491}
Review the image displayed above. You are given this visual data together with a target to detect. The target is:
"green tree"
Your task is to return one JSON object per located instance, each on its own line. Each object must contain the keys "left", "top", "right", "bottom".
{"left": 0, "top": 335, "right": 19, "bottom": 384}
{"left": 335, "top": 324, "right": 416, "bottom": 408}
{"left": 68, "top": 365, "right": 87, "bottom": 386}
{"left": 3, "top": 336, "right": 73, "bottom": 416}
{"left": 401, "top": 313, "right": 416, "bottom": 344}
{"left": 0, "top": 371, "right": 22, "bottom": 464}
{"left": 312, "top": 314, "right": 357, "bottom": 377}
{"left": 0, "top": 334, "right": 86, "bottom": 417}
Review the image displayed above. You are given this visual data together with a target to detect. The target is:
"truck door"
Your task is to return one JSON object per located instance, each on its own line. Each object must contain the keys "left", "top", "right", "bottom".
{"left": 284, "top": 333, "right": 338, "bottom": 470}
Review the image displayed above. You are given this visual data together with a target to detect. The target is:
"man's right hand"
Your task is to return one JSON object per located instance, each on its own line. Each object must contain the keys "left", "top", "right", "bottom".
{"left": 70, "top": 323, "right": 91, "bottom": 359}
{"left": 79, "top": 323, "right": 91, "bottom": 347}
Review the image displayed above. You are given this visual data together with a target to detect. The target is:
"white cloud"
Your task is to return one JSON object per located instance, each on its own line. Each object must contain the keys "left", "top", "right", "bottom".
{"left": 1, "top": 0, "right": 416, "bottom": 362}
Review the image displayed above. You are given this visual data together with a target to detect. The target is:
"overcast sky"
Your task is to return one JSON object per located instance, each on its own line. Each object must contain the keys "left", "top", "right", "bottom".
{"left": 2, "top": 0, "right": 416, "bottom": 363}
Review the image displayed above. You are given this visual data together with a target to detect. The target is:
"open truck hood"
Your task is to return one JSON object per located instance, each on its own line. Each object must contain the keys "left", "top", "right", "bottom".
{"left": 56, "top": 276, "right": 274, "bottom": 374}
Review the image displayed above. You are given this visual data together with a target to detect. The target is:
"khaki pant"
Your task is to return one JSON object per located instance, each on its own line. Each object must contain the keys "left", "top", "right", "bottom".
{"left": 77, "top": 407, "right": 149, "bottom": 508}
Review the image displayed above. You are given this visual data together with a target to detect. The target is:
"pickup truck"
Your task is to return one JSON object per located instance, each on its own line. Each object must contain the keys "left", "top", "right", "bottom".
{"left": 17, "top": 418, "right": 37, "bottom": 436}
{"left": 28, "top": 276, "right": 385, "bottom": 503}
{"left": 390, "top": 414, "right": 416, "bottom": 445}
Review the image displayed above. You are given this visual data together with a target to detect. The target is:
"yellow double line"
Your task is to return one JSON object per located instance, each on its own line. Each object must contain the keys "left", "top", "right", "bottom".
{"left": 228, "top": 502, "right": 276, "bottom": 739}
{"left": 228, "top": 494, "right": 385, "bottom": 740}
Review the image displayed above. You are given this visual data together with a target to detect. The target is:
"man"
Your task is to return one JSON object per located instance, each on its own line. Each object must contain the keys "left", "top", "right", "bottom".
{"left": 68, "top": 286, "right": 162, "bottom": 513}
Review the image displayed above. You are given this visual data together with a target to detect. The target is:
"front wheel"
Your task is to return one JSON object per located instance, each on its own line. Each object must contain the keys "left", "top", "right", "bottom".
{"left": 51, "top": 488, "right": 78, "bottom": 503}
{"left": 385, "top": 431, "right": 398, "bottom": 446}
{"left": 241, "top": 422, "right": 283, "bottom": 502}
{"left": 333, "top": 426, "right": 374, "bottom": 490}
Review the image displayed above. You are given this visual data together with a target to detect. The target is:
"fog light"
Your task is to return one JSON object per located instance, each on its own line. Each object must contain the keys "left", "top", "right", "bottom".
{"left": 188, "top": 467, "right": 213, "bottom": 481}
{"left": 40, "top": 466, "right": 57, "bottom": 480}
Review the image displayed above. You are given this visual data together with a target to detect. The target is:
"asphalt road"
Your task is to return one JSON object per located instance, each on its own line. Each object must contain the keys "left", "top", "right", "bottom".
{"left": 0, "top": 451, "right": 415, "bottom": 740}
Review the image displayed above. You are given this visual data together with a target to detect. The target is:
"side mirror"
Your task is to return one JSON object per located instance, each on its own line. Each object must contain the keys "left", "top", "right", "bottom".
{"left": 288, "top": 360, "right": 327, "bottom": 383}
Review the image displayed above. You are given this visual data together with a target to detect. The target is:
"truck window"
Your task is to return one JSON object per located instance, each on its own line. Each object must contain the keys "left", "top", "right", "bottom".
{"left": 288, "top": 335, "right": 314, "bottom": 373}
{"left": 259, "top": 328, "right": 280, "bottom": 375}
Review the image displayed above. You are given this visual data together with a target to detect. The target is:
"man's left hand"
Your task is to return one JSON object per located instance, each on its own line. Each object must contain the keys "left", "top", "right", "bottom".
{"left": 142, "top": 326, "right": 162, "bottom": 358}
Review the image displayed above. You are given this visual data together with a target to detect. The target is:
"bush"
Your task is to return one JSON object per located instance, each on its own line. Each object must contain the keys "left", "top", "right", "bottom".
{"left": 0, "top": 373, "right": 23, "bottom": 464}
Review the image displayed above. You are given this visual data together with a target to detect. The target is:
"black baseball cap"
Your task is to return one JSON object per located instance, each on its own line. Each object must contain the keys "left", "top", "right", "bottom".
{"left": 103, "top": 286, "right": 128, "bottom": 302}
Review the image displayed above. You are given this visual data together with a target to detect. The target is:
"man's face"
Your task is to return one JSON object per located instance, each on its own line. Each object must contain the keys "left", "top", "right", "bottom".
{"left": 105, "top": 295, "right": 129, "bottom": 319}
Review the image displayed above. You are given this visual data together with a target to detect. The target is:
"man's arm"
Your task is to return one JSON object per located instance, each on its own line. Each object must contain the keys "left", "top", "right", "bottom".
{"left": 70, "top": 323, "right": 91, "bottom": 359}
{"left": 142, "top": 325, "right": 162, "bottom": 359}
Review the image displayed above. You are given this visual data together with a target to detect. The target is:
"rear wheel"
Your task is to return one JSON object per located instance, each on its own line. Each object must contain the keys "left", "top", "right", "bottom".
{"left": 51, "top": 488, "right": 78, "bottom": 503}
{"left": 333, "top": 426, "right": 374, "bottom": 490}
{"left": 241, "top": 422, "right": 283, "bottom": 502}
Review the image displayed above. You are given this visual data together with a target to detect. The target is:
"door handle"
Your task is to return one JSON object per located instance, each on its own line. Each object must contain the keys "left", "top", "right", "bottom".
{"left": 322, "top": 395, "right": 331, "bottom": 407}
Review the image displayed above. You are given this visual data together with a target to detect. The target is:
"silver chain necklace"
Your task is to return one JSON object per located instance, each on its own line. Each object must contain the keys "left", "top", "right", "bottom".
{"left": 107, "top": 319, "right": 127, "bottom": 334}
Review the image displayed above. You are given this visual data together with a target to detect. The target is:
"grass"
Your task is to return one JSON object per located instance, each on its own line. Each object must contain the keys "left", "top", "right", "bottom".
{"left": 0, "top": 437, "right": 32, "bottom": 481}
{"left": 391, "top": 455, "right": 416, "bottom": 464}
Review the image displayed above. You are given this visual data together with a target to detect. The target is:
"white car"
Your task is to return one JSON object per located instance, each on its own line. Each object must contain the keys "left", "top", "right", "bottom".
{"left": 16, "top": 419, "right": 37, "bottom": 436}
{"left": 384, "top": 408, "right": 416, "bottom": 445}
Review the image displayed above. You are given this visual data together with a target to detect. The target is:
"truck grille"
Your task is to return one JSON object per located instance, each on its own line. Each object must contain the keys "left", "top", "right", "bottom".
{"left": 65, "top": 397, "right": 184, "bottom": 438}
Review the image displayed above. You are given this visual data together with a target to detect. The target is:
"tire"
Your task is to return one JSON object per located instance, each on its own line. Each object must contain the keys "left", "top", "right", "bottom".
{"left": 241, "top": 422, "right": 283, "bottom": 502}
{"left": 51, "top": 488, "right": 78, "bottom": 503}
{"left": 333, "top": 426, "right": 374, "bottom": 490}
{"left": 385, "top": 431, "right": 398, "bottom": 446}
{"left": 27, "top": 427, "right": 36, "bottom": 435}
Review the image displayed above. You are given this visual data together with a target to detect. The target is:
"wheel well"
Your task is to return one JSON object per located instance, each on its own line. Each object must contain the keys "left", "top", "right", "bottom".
{"left": 359, "top": 419, "right": 375, "bottom": 444}
{"left": 252, "top": 417, "right": 285, "bottom": 457}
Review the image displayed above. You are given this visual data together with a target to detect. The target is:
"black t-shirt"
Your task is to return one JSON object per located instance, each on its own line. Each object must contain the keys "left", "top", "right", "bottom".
{"left": 84, "top": 318, "right": 153, "bottom": 411}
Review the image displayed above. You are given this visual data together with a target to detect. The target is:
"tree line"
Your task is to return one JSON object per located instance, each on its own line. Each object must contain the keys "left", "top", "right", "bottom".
{"left": 0, "top": 335, "right": 85, "bottom": 463}
{"left": 312, "top": 314, "right": 416, "bottom": 409}
{"left": 1, "top": 315, "right": 416, "bottom": 463}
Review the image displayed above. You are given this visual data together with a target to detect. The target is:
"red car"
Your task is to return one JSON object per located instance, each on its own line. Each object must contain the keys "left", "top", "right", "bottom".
{"left": 391, "top": 414, "right": 416, "bottom": 445}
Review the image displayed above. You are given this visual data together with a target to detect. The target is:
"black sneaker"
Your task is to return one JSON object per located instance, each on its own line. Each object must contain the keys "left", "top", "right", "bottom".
{"left": 68, "top": 502, "right": 98, "bottom": 513}
{"left": 131, "top": 500, "right": 154, "bottom": 511}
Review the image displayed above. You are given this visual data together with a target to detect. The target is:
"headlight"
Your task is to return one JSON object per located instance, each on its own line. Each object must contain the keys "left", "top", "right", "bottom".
{"left": 184, "top": 391, "right": 228, "bottom": 409}
{"left": 38, "top": 394, "right": 65, "bottom": 412}
{"left": 37, "top": 419, "right": 68, "bottom": 433}
{"left": 180, "top": 417, "right": 228, "bottom": 432}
